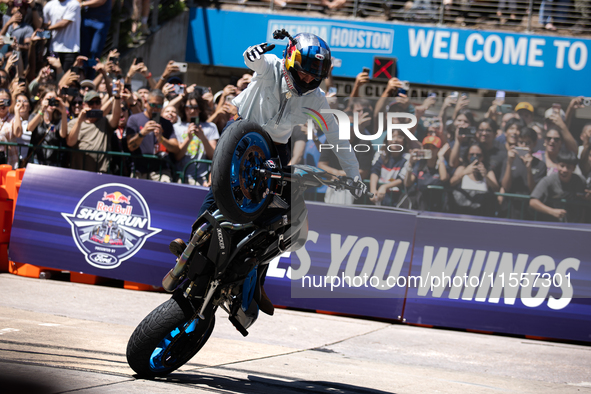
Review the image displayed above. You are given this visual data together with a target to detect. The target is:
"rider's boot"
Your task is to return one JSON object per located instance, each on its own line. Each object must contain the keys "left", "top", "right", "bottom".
{"left": 169, "top": 238, "right": 187, "bottom": 257}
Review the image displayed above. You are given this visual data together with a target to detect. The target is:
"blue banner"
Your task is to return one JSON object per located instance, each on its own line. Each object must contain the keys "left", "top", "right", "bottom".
{"left": 186, "top": 8, "right": 591, "bottom": 96}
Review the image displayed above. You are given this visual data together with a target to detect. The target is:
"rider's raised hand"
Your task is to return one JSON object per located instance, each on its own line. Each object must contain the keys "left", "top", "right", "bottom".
{"left": 244, "top": 43, "right": 275, "bottom": 62}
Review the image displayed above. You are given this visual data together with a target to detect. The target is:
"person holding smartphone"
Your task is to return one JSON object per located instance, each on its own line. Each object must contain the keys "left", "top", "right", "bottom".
{"left": 125, "top": 89, "right": 179, "bottom": 182}
{"left": 28, "top": 89, "right": 68, "bottom": 167}
{"left": 404, "top": 136, "right": 449, "bottom": 211}
{"left": 500, "top": 127, "right": 547, "bottom": 218}
{"left": 66, "top": 85, "right": 121, "bottom": 172}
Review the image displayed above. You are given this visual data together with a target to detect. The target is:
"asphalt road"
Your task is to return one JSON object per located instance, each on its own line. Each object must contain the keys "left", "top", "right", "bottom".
{"left": 0, "top": 273, "right": 590, "bottom": 394}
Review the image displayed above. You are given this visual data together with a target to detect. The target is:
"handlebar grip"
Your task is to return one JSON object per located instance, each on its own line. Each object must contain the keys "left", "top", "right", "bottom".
{"left": 366, "top": 192, "right": 374, "bottom": 198}
{"left": 263, "top": 44, "right": 275, "bottom": 53}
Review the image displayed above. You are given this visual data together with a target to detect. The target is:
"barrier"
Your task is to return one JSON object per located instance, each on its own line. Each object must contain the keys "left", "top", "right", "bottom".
{"left": 8, "top": 164, "right": 591, "bottom": 342}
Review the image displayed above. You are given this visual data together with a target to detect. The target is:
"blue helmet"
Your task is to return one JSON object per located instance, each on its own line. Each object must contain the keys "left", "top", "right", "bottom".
{"left": 284, "top": 33, "right": 331, "bottom": 94}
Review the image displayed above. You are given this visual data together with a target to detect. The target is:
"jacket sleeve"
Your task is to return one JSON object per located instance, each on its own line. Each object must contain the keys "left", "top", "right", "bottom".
{"left": 243, "top": 45, "right": 272, "bottom": 76}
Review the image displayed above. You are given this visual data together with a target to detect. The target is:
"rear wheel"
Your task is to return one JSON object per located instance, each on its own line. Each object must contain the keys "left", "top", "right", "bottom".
{"left": 211, "top": 120, "right": 277, "bottom": 223}
{"left": 126, "top": 291, "right": 215, "bottom": 378}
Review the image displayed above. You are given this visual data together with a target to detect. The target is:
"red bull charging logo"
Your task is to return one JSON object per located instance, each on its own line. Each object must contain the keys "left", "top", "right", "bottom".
{"left": 62, "top": 183, "right": 161, "bottom": 269}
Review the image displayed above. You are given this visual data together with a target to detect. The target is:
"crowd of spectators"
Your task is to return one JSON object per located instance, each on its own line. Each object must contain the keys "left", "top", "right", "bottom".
{"left": 302, "top": 68, "right": 591, "bottom": 223}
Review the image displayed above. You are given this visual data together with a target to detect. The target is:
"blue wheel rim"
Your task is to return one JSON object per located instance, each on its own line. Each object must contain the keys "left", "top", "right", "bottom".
{"left": 231, "top": 132, "right": 272, "bottom": 214}
{"left": 149, "top": 318, "right": 208, "bottom": 372}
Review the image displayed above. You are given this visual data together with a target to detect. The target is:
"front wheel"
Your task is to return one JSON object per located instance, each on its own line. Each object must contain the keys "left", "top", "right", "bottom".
{"left": 126, "top": 291, "right": 215, "bottom": 378}
{"left": 211, "top": 120, "right": 277, "bottom": 224}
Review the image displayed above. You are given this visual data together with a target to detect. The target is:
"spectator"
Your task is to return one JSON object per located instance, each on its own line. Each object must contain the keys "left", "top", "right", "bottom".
{"left": 43, "top": 0, "right": 81, "bottom": 72}
{"left": 28, "top": 89, "right": 69, "bottom": 167}
{"left": 0, "top": 89, "right": 22, "bottom": 167}
{"left": 131, "top": 0, "right": 151, "bottom": 39}
{"left": 474, "top": 118, "right": 506, "bottom": 180}
{"left": 13, "top": 93, "right": 32, "bottom": 167}
{"left": 66, "top": 85, "right": 121, "bottom": 172}
{"left": 68, "top": 93, "right": 83, "bottom": 120}
{"left": 515, "top": 102, "right": 534, "bottom": 126}
{"left": 125, "top": 89, "right": 179, "bottom": 182}
{"left": 544, "top": 106, "right": 578, "bottom": 154}
{"left": 448, "top": 108, "right": 476, "bottom": 168}
{"left": 530, "top": 151, "right": 590, "bottom": 222}
{"left": 449, "top": 143, "right": 499, "bottom": 217}
{"left": 80, "top": 0, "right": 111, "bottom": 76}
{"left": 169, "top": 93, "right": 218, "bottom": 185}
{"left": 405, "top": 135, "right": 449, "bottom": 211}
{"left": 500, "top": 127, "right": 547, "bottom": 218}
{"left": 497, "top": 111, "right": 518, "bottom": 139}
{"left": 288, "top": 124, "right": 309, "bottom": 166}
{"left": 534, "top": 126, "right": 565, "bottom": 175}
{"left": 0, "top": 70, "right": 9, "bottom": 90}
{"left": 1, "top": 4, "right": 34, "bottom": 62}
{"left": 110, "top": 101, "right": 131, "bottom": 176}
{"left": 578, "top": 123, "right": 591, "bottom": 174}
{"left": 369, "top": 130, "right": 408, "bottom": 207}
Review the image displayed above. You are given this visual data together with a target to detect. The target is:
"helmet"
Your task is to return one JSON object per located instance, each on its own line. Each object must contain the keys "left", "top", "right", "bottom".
{"left": 284, "top": 33, "right": 331, "bottom": 95}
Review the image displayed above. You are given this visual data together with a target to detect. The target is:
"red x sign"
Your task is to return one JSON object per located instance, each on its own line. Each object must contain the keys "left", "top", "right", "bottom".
{"left": 372, "top": 57, "right": 397, "bottom": 80}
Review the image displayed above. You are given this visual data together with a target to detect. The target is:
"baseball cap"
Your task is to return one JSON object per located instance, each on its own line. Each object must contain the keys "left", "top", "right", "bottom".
{"left": 515, "top": 102, "right": 534, "bottom": 113}
{"left": 80, "top": 79, "right": 96, "bottom": 90}
{"left": 167, "top": 76, "right": 183, "bottom": 85}
{"left": 83, "top": 90, "right": 101, "bottom": 102}
{"left": 422, "top": 135, "right": 442, "bottom": 148}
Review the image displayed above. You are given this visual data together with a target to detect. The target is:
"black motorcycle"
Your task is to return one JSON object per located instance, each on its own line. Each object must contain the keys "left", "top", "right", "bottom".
{"left": 126, "top": 120, "right": 370, "bottom": 377}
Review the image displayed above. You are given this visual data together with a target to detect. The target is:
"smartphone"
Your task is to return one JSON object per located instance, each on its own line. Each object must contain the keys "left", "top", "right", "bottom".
{"left": 401, "top": 81, "right": 410, "bottom": 90}
{"left": 328, "top": 87, "right": 337, "bottom": 95}
{"left": 0, "top": 98, "right": 10, "bottom": 106}
{"left": 552, "top": 103, "right": 561, "bottom": 115}
{"left": 397, "top": 88, "right": 407, "bottom": 96}
{"left": 174, "top": 85, "right": 184, "bottom": 95}
{"left": 124, "top": 83, "right": 132, "bottom": 92}
{"left": 86, "top": 109, "right": 103, "bottom": 119}
{"left": 413, "top": 149, "right": 433, "bottom": 160}
{"left": 584, "top": 97, "right": 591, "bottom": 107}
{"left": 48, "top": 98, "right": 59, "bottom": 107}
{"left": 362, "top": 67, "right": 370, "bottom": 74}
{"left": 459, "top": 126, "right": 476, "bottom": 136}
{"left": 190, "top": 117, "right": 199, "bottom": 125}
{"left": 136, "top": 57, "right": 143, "bottom": 64}
{"left": 448, "top": 91, "right": 459, "bottom": 99}
{"left": 498, "top": 104, "right": 513, "bottom": 114}
{"left": 496, "top": 90, "right": 506, "bottom": 99}
{"left": 173, "top": 62, "right": 188, "bottom": 73}
{"left": 60, "top": 87, "right": 79, "bottom": 96}
{"left": 4, "top": 35, "right": 14, "bottom": 45}
{"left": 36, "top": 31, "right": 51, "bottom": 39}
{"left": 461, "top": 92, "right": 468, "bottom": 99}
{"left": 514, "top": 146, "right": 529, "bottom": 157}
{"left": 71, "top": 66, "right": 83, "bottom": 75}
{"left": 151, "top": 112, "right": 161, "bottom": 123}
{"left": 109, "top": 57, "right": 120, "bottom": 64}
{"left": 428, "top": 92, "right": 437, "bottom": 98}
{"left": 13, "top": 51, "right": 19, "bottom": 61}
{"left": 18, "top": 77, "right": 26, "bottom": 85}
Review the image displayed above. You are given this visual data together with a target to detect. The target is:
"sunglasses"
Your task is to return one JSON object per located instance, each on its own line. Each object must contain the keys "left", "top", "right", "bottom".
{"left": 186, "top": 105, "right": 199, "bottom": 109}
{"left": 149, "top": 103, "right": 163, "bottom": 109}
{"left": 87, "top": 100, "right": 102, "bottom": 106}
{"left": 469, "top": 153, "right": 483, "bottom": 157}
{"left": 546, "top": 137, "right": 561, "bottom": 142}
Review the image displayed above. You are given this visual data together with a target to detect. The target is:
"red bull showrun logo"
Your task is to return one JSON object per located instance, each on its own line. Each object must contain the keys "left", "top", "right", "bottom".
{"left": 61, "top": 183, "right": 161, "bottom": 269}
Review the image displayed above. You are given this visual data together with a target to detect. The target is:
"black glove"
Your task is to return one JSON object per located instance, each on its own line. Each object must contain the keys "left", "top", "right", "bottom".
{"left": 245, "top": 43, "right": 275, "bottom": 62}
{"left": 350, "top": 176, "right": 368, "bottom": 199}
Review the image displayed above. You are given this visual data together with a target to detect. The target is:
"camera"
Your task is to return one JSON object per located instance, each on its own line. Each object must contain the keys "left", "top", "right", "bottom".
{"left": 514, "top": 146, "right": 529, "bottom": 158}
{"left": 86, "top": 109, "right": 103, "bottom": 119}
{"left": 48, "top": 98, "right": 60, "bottom": 107}
{"left": 362, "top": 67, "right": 370, "bottom": 75}
{"left": 583, "top": 97, "right": 591, "bottom": 107}
{"left": 174, "top": 85, "right": 185, "bottom": 95}
{"left": 459, "top": 127, "right": 476, "bottom": 137}
{"left": 0, "top": 99, "right": 11, "bottom": 107}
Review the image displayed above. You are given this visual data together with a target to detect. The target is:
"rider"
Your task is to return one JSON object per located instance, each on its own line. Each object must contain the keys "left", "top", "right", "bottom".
{"left": 170, "top": 31, "right": 365, "bottom": 314}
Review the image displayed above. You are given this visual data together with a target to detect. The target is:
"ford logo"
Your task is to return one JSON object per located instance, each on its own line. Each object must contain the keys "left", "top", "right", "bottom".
{"left": 89, "top": 253, "right": 118, "bottom": 266}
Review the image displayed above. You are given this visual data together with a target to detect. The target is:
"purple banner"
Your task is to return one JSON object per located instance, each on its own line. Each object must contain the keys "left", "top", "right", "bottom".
{"left": 9, "top": 165, "right": 207, "bottom": 286}
{"left": 405, "top": 212, "right": 591, "bottom": 342}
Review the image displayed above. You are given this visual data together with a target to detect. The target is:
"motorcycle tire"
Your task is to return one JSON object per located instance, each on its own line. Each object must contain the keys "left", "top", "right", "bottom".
{"left": 126, "top": 290, "right": 215, "bottom": 378}
{"left": 211, "top": 120, "right": 277, "bottom": 224}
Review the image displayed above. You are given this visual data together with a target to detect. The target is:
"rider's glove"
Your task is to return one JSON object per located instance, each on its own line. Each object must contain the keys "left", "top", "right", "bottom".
{"left": 244, "top": 43, "right": 275, "bottom": 63}
{"left": 351, "top": 176, "right": 367, "bottom": 199}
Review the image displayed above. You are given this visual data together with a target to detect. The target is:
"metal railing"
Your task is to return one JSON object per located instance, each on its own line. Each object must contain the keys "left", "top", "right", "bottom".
{"left": 212, "top": 0, "right": 590, "bottom": 35}
{"left": 0, "top": 142, "right": 213, "bottom": 184}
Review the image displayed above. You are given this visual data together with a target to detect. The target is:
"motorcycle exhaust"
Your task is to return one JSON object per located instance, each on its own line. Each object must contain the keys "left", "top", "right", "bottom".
{"left": 162, "top": 223, "right": 209, "bottom": 292}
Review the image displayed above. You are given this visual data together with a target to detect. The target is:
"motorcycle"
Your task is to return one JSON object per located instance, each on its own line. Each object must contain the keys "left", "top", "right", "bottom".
{"left": 126, "top": 119, "right": 371, "bottom": 377}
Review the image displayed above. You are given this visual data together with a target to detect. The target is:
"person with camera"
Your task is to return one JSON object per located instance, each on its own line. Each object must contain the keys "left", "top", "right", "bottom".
{"left": 449, "top": 142, "right": 499, "bottom": 217}
{"left": 125, "top": 89, "right": 179, "bottom": 182}
{"left": 368, "top": 129, "right": 408, "bottom": 207}
{"left": 447, "top": 108, "right": 476, "bottom": 168}
{"left": 167, "top": 92, "right": 218, "bottom": 186}
{"left": 28, "top": 89, "right": 68, "bottom": 167}
{"left": 404, "top": 136, "right": 449, "bottom": 211}
{"left": 66, "top": 81, "right": 122, "bottom": 172}
{"left": 0, "top": 88, "right": 23, "bottom": 167}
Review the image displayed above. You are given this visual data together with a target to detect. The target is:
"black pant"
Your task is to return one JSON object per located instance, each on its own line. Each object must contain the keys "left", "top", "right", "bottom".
{"left": 57, "top": 52, "right": 80, "bottom": 74}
